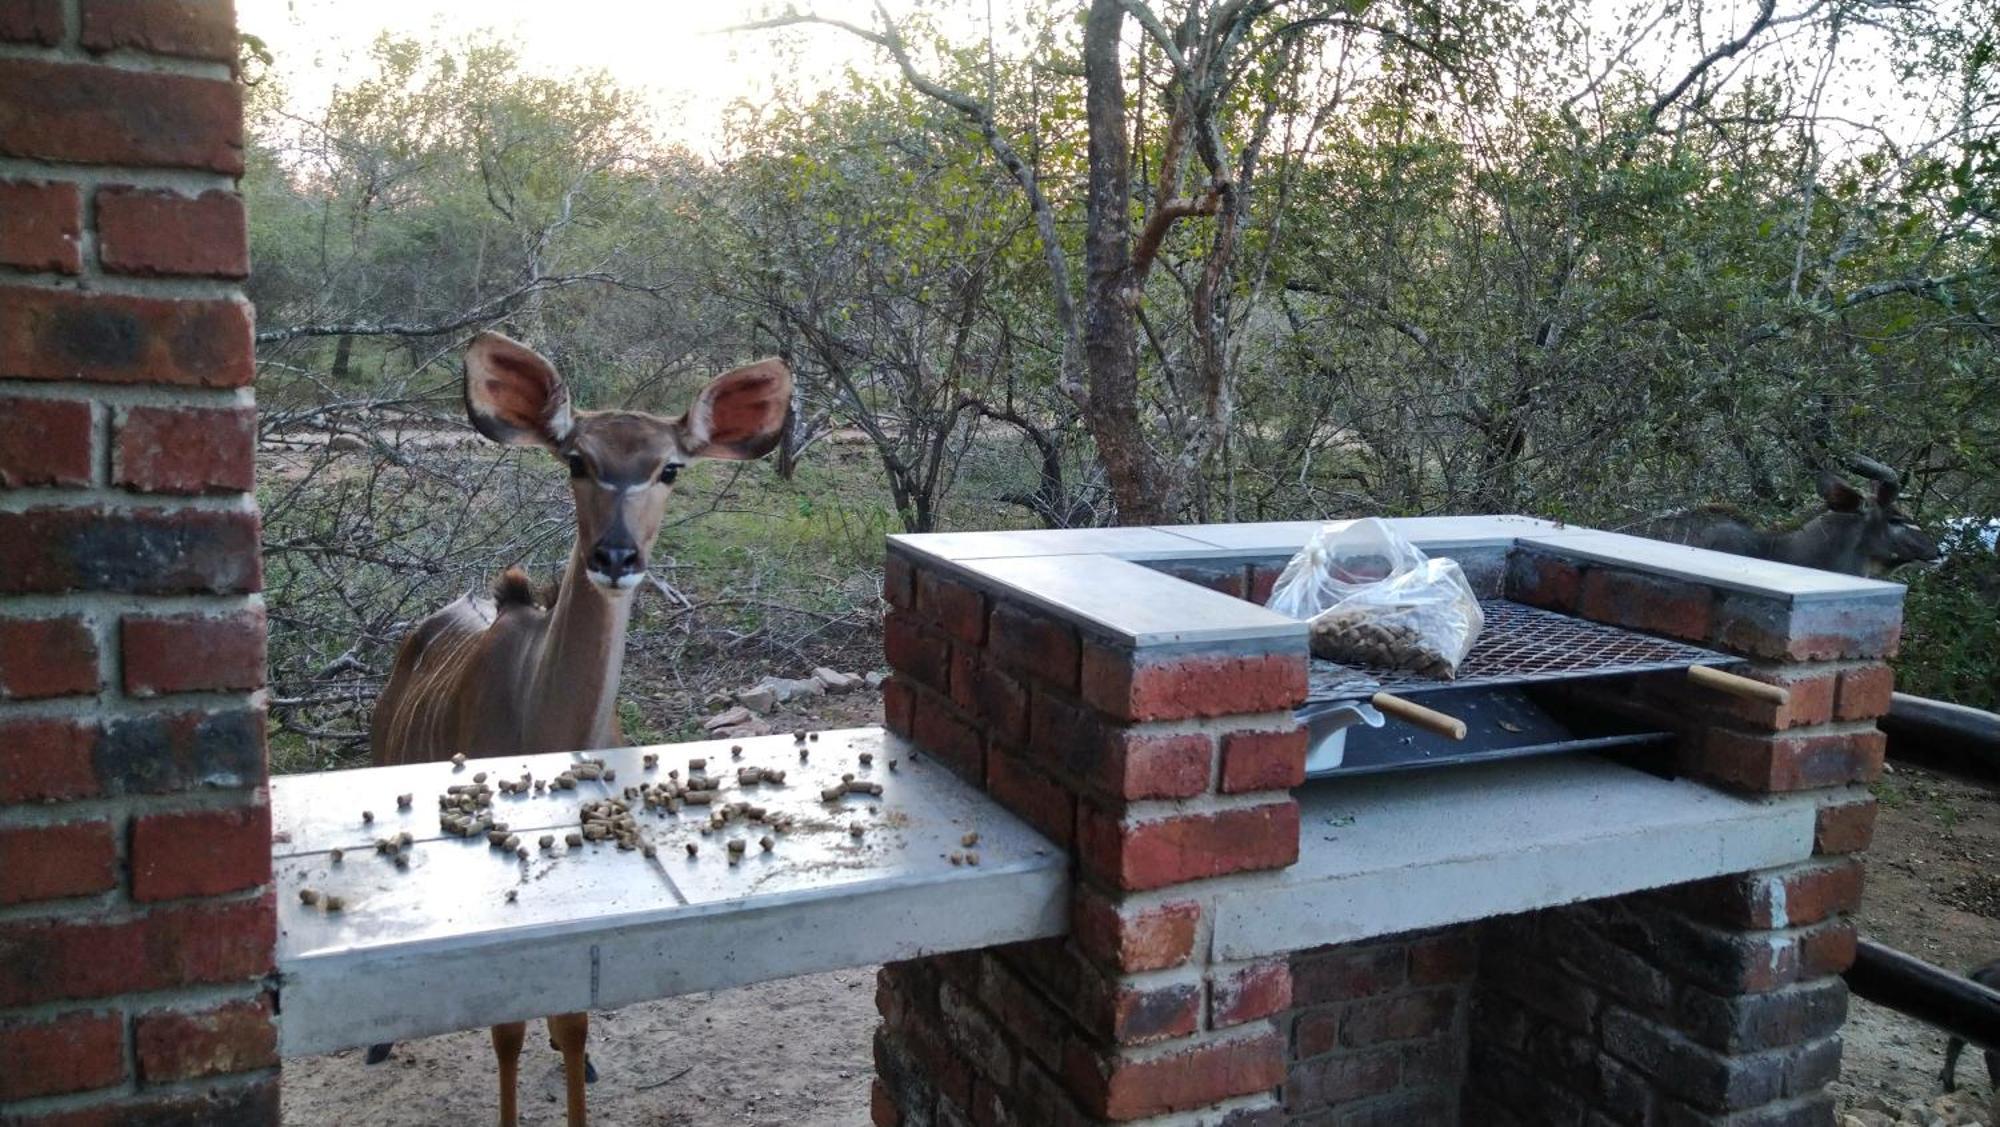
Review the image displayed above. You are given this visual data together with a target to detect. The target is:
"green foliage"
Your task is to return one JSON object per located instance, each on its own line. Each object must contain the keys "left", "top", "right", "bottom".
{"left": 1896, "top": 530, "right": 2000, "bottom": 711}
{"left": 247, "top": 3, "right": 2000, "bottom": 759}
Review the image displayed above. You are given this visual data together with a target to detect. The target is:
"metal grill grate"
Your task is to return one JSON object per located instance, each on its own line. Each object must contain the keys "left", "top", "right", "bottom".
{"left": 1306, "top": 599, "right": 1730, "bottom": 702}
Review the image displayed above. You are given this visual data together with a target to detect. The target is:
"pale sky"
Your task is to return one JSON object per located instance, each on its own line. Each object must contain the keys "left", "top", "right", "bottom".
{"left": 239, "top": 0, "right": 1949, "bottom": 159}
{"left": 238, "top": 0, "right": 1022, "bottom": 155}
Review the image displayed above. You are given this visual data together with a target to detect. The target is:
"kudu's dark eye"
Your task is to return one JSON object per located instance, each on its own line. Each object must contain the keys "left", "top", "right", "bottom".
{"left": 566, "top": 454, "right": 588, "bottom": 478}
{"left": 659, "top": 463, "right": 682, "bottom": 484}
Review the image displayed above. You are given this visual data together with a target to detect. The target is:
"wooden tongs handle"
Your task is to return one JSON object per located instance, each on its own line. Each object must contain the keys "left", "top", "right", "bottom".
{"left": 1371, "top": 692, "right": 1467, "bottom": 741}
{"left": 1687, "top": 664, "right": 1790, "bottom": 706}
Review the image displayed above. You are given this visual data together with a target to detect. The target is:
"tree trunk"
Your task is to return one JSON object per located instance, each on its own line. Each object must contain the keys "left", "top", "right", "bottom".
{"left": 330, "top": 334, "right": 354, "bottom": 381}
{"left": 1083, "top": 0, "right": 1170, "bottom": 526}
{"left": 775, "top": 382, "right": 803, "bottom": 481}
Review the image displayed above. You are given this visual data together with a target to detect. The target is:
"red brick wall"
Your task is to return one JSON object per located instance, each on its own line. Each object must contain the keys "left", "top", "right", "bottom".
{"left": 1283, "top": 929, "right": 1476, "bottom": 1124}
{"left": 0, "top": 2, "right": 276, "bottom": 1122}
{"left": 877, "top": 553, "right": 1310, "bottom": 1124}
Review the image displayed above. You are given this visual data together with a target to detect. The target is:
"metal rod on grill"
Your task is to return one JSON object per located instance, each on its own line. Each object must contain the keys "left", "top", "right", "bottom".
{"left": 1371, "top": 693, "right": 1467, "bottom": 740}
{"left": 1687, "top": 665, "right": 1790, "bottom": 706}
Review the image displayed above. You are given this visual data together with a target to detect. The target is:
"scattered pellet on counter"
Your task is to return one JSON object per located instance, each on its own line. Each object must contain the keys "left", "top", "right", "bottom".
{"left": 685, "top": 842, "right": 699, "bottom": 857}
{"left": 888, "top": 759, "right": 899, "bottom": 772}
{"left": 688, "top": 757, "right": 707, "bottom": 772}
{"left": 809, "top": 732, "right": 819, "bottom": 742}
{"left": 361, "top": 810, "right": 373, "bottom": 824}
{"left": 966, "top": 852, "right": 980, "bottom": 866}
{"left": 794, "top": 730, "right": 807, "bottom": 742}
{"left": 473, "top": 771, "right": 487, "bottom": 784}
{"left": 299, "top": 888, "right": 321, "bottom": 905}
{"left": 394, "top": 853, "right": 410, "bottom": 869}
{"left": 858, "top": 752, "right": 873, "bottom": 766}
{"left": 324, "top": 895, "right": 345, "bottom": 911}
{"left": 505, "top": 889, "right": 517, "bottom": 904}
{"left": 760, "top": 835, "right": 774, "bottom": 852}
{"left": 849, "top": 823, "right": 865, "bottom": 838}
{"left": 727, "top": 839, "right": 747, "bottom": 855}
{"left": 643, "top": 753, "right": 658, "bottom": 769}
{"left": 566, "top": 832, "right": 583, "bottom": 848}
{"left": 329, "top": 848, "right": 344, "bottom": 863}
{"left": 396, "top": 793, "right": 413, "bottom": 810}
{"left": 539, "top": 835, "right": 555, "bottom": 850}
{"left": 452, "top": 753, "right": 466, "bottom": 769}
{"left": 961, "top": 832, "right": 979, "bottom": 848}
{"left": 949, "top": 853, "right": 963, "bottom": 866}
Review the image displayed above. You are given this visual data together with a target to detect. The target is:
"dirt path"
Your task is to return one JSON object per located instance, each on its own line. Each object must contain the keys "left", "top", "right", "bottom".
{"left": 281, "top": 720, "right": 2000, "bottom": 1125}
{"left": 1834, "top": 761, "right": 2000, "bottom": 1124}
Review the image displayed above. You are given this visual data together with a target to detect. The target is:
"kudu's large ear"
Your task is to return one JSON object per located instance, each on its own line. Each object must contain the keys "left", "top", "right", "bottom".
{"left": 464, "top": 332, "right": 573, "bottom": 450}
{"left": 676, "top": 358, "right": 792, "bottom": 461}
{"left": 1817, "top": 472, "right": 1864, "bottom": 513}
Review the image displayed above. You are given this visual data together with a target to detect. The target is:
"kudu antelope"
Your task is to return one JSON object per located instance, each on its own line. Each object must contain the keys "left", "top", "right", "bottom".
{"left": 1638, "top": 460, "right": 1939, "bottom": 577}
{"left": 368, "top": 332, "right": 791, "bottom": 1126}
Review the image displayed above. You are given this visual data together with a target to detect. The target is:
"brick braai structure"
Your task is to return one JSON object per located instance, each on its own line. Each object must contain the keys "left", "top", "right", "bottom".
{"left": 0, "top": 2, "right": 277, "bottom": 1122}
{"left": 874, "top": 521, "right": 1897, "bottom": 1126}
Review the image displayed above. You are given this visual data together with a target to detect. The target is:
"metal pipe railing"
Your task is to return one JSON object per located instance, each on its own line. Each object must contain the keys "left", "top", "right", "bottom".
{"left": 1845, "top": 938, "right": 2000, "bottom": 1050}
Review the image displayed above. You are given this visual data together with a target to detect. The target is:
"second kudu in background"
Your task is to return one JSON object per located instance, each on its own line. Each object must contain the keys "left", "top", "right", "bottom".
{"left": 1638, "top": 458, "right": 1940, "bottom": 577}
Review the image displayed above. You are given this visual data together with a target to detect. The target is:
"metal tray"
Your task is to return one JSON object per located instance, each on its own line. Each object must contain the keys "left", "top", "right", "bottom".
{"left": 1306, "top": 685, "right": 1675, "bottom": 778}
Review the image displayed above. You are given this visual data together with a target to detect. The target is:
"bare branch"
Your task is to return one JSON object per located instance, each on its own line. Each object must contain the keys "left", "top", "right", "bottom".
{"left": 1131, "top": 190, "right": 1220, "bottom": 280}
{"left": 733, "top": 4, "right": 1085, "bottom": 404}
{"left": 255, "top": 272, "right": 672, "bottom": 342}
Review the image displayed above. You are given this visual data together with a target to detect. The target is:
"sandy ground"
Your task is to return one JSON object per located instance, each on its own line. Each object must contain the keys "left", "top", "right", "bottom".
{"left": 281, "top": 706, "right": 2000, "bottom": 1126}
{"left": 1834, "top": 760, "right": 2000, "bottom": 1122}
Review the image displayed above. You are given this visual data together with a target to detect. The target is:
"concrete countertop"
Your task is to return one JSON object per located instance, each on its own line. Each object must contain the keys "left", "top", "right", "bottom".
{"left": 271, "top": 729, "right": 1066, "bottom": 1056}
{"left": 1207, "top": 755, "right": 1822, "bottom": 961}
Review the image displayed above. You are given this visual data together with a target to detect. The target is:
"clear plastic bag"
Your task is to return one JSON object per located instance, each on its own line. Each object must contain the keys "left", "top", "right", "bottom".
{"left": 1265, "top": 518, "right": 1484, "bottom": 679}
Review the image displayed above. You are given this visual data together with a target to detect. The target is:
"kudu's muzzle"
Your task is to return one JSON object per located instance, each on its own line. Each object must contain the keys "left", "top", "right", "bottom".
{"left": 587, "top": 539, "right": 645, "bottom": 589}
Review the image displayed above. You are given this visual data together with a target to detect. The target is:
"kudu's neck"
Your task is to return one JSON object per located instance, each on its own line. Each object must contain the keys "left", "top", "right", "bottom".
{"left": 524, "top": 544, "right": 637, "bottom": 750}
{"left": 1771, "top": 514, "right": 1864, "bottom": 575}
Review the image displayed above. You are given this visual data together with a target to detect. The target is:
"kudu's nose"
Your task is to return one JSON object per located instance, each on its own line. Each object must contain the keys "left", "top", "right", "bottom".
{"left": 588, "top": 543, "right": 642, "bottom": 582}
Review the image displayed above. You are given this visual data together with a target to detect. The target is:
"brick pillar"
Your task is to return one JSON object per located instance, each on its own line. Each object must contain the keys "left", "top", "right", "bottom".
{"left": 1465, "top": 547, "right": 1899, "bottom": 1126}
{"left": 875, "top": 551, "right": 1310, "bottom": 1125}
{"left": 0, "top": 2, "right": 277, "bottom": 1122}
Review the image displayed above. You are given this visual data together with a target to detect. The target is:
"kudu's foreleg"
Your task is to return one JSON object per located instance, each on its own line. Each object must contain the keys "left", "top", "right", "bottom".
{"left": 491, "top": 1021, "right": 527, "bottom": 1127}
{"left": 549, "top": 1011, "right": 590, "bottom": 1126}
